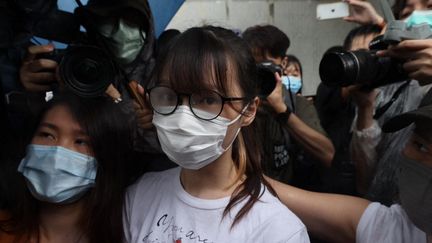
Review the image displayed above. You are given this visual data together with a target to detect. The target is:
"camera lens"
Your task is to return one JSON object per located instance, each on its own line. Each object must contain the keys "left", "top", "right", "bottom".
{"left": 320, "top": 50, "right": 407, "bottom": 88}
{"left": 256, "top": 61, "right": 282, "bottom": 97}
{"left": 59, "top": 46, "right": 115, "bottom": 98}
{"left": 319, "top": 51, "right": 361, "bottom": 87}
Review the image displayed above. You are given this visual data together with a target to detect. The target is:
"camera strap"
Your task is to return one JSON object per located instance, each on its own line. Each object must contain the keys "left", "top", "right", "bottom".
{"left": 373, "top": 80, "right": 411, "bottom": 120}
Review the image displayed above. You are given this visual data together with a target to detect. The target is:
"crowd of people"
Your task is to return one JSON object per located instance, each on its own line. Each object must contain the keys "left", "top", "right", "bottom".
{"left": 0, "top": 0, "right": 432, "bottom": 242}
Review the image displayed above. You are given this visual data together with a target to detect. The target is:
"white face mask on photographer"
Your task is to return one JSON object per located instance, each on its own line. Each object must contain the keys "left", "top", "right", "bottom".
{"left": 398, "top": 156, "right": 432, "bottom": 234}
{"left": 152, "top": 106, "right": 244, "bottom": 170}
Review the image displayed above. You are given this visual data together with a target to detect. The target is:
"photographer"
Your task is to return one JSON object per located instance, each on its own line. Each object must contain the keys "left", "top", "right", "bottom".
{"left": 242, "top": 25, "right": 335, "bottom": 188}
{"left": 333, "top": 0, "right": 432, "bottom": 205}
{"left": 343, "top": 0, "right": 432, "bottom": 86}
{"left": 14, "top": 0, "right": 172, "bottom": 177}
{"left": 315, "top": 25, "right": 382, "bottom": 196}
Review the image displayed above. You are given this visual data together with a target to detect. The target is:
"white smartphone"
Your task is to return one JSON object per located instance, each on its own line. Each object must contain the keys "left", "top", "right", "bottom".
{"left": 316, "top": 2, "right": 349, "bottom": 20}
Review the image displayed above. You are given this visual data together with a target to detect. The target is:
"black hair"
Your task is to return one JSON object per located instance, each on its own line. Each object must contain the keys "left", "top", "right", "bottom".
{"left": 324, "top": 45, "right": 345, "bottom": 55}
{"left": 156, "top": 29, "right": 181, "bottom": 57}
{"left": 286, "top": 54, "right": 303, "bottom": 78}
{"left": 242, "top": 25, "right": 290, "bottom": 61}
{"left": 343, "top": 24, "right": 381, "bottom": 50}
{"left": 0, "top": 92, "right": 133, "bottom": 243}
{"left": 392, "top": 0, "right": 429, "bottom": 19}
{"left": 152, "top": 26, "right": 276, "bottom": 228}
{"left": 286, "top": 54, "right": 303, "bottom": 94}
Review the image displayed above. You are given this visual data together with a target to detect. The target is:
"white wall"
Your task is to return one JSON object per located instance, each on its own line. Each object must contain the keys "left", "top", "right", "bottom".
{"left": 167, "top": 0, "right": 384, "bottom": 95}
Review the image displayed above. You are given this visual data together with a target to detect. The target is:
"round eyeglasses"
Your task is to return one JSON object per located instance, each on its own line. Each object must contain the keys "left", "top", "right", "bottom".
{"left": 147, "top": 86, "right": 250, "bottom": 120}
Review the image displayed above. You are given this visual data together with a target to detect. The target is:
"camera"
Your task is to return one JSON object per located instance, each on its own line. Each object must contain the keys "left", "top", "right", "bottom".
{"left": 38, "top": 45, "right": 116, "bottom": 97}
{"left": 256, "top": 61, "right": 282, "bottom": 97}
{"left": 319, "top": 36, "right": 408, "bottom": 88}
{"left": 319, "top": 11, "right": 432, "bottom": 88}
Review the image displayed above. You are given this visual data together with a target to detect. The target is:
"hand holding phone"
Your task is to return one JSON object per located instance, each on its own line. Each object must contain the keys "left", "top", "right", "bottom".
{"left": 316, "top": 2, "right": 349, "bottom": 20}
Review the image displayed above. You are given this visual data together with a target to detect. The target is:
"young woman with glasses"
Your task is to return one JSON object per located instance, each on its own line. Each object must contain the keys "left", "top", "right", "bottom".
{"left": 122, "top": 26, "right": 310, "bottom": 243}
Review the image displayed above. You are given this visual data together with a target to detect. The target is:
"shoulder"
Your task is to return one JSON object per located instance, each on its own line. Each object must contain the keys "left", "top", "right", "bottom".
{"left": 246, "top": 187, "right": 310, "bottom": 242}
{"left": 125, "top": 167, "right": 180, "bottom": 209}
{"left": 0, "top": 211, "right": 26, "bottom": 243}
{"left": 123, "top": 167, "right": 181, "bottom": 239}
{"left": 128, "top": 167, "right": 179, "bottom": 193}
{"left": 357, "top": 202, "right": 427, "bottom": 243}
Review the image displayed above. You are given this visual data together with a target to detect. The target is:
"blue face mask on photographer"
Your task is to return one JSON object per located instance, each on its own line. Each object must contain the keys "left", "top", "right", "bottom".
{"left": 18, "top": 144, "right": 97, "bottom": 204}
{"left": 281, "top": 75, "right": 302, "bottom": 94}
{"left": 404, "top": 10, "right": 432, "bottom": 29}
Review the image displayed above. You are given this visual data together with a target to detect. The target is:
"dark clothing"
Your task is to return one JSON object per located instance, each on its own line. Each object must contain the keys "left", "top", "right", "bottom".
{"left": 256, "top": 102, "right": 294, "bottom": 183}
{"left": 315, "top": 83, "right": 357, "bottom": 195}
{"left": 256, "top": 90, "right": 328, "bottom": 188}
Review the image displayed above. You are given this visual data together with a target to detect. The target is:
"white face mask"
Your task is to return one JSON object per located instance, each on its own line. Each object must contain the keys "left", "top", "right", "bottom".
{"left": 152, "top": 106, "right": 244, "bottom": 170}
{"left": 398, "top": 156, "right": 432, "bottom": 234}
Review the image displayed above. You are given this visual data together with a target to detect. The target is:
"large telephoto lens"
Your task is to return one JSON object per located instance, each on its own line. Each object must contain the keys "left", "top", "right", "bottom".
{"left": 59, "top": 45, "right": 115, "bottom": 98}
{"left": 319, "top": 50, "right": 407, "bottom": 88}
{"left": 319, "top": 50, "right": 376, "bottom": 87}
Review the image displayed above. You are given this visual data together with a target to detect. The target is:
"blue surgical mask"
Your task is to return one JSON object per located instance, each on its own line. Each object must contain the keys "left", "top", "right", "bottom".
{"left": 404, "top": 10, "right": 432, "bottom": 29}
{"left": 281, "top": 75, "right": 302, "bottom": 94}
{"left": 18, "top": 144, "right": 97, "bottom": 204}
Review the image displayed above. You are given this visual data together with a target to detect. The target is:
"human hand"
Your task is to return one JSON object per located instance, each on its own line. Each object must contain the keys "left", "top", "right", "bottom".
{"left": 133, "top": 84, "right": 154, "bottom": 130}
{"left": 266, "top": 72, "right": 288, "bottom": 114}
{"left": 105, "top": 84, "right": 122, "bottom": 103}
{"left": 349, "top": 85, "right": 378, "bottom": 110}
{"left": 349, "top": 85, "right": 378, "bottom": 129}
{"left": 343, "top": 0, "right": 384, "bottom": 26}
{"left": 19, "top": 44, "right": 59, "bottom": 92}
{"left": 378, "top": 39, "right": 432, "bottom": 85}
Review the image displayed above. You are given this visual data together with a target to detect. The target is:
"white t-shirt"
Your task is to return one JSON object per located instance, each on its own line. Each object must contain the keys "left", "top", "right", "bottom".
{"left": 123, "top": 167, "right": 310, "bottom": 243}
{"left": 357, "top": 202, "right": 427, "bottom": 243}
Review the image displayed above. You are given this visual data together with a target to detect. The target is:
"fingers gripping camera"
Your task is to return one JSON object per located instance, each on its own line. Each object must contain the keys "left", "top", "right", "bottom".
{"left": 38, "top": 45, "right": 116, "bottom": 97}
{"left": 320, "top": 7, "right": 432, "bottom": 88}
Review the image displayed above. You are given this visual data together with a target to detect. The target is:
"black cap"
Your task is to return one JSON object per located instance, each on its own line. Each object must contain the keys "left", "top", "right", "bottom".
{"left": 383, "top": 89, "right": 432, "bottom": 133}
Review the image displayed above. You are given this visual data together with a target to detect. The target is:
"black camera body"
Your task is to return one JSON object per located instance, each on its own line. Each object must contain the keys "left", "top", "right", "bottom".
{"left": 320, "top": 20, "right": 432, "bottom": 88}
{"left": 319, "top": 36, "right": 407, "bottom": 88}
{"left": 38, "top": 45, "right": 116, "bottom": 97}
{"left": 256, "top": 61, "right": 282, "bottom": 97}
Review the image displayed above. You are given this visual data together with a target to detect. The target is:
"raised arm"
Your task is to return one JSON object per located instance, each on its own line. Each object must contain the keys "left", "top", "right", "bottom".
{"left": 349, "top": 87, "right": 381, "bottom": 194}
{"left": 268, "top": 177, "right": 370, "bottom": 243}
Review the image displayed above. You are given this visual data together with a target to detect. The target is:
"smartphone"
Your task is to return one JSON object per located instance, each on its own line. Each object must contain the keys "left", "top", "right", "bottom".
{"left": 316, "top": 2, "right": 349, "bottom": 20}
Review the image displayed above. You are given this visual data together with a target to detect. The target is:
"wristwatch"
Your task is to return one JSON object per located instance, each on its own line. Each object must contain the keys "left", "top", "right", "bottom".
{"left": 276, "top": 106, "right": 292, "bottom": 124}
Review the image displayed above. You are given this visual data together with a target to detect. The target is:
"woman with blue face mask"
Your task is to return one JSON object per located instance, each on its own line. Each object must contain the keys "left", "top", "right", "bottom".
{"left": 283, "top": 54, "right": 303, "bottom": 95}
{"left": 122, "top": 26, "right": 310, "bottom": 243}
{"left": 269, "top": 94, "right": 432, "bottom": 243}
{"left": 0, "top": 92, "right": 133, "bottom": 243}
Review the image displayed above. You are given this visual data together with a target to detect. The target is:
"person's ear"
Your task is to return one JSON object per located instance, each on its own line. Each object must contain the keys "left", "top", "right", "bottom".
{"left": 281, "top": 56, "right": 289, "bottom": 70}
{"left": 241, "top": 97, "right": 259, "bottom": 126}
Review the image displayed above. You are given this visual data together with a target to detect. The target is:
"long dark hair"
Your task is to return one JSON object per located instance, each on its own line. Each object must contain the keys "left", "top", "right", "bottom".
{"left": 151, "top": 26, "right": 276, "bottom": 228}
{"left": 0, "top": 92, "right": 133, "bottom": 243}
